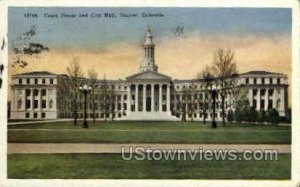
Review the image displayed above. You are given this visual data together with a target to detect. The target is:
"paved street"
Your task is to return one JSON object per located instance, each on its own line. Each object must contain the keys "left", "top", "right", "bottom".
{"left": 7, "top": 143, "right": 291, "bottom": 154}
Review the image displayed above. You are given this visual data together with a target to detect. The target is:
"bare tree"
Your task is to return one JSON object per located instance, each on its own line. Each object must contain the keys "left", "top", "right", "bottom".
{"left": 197, "top": 66, "right": 214, "bottom": 123}
{"left": 211, "top": 49, "right": 238, "bottom": 126}
{"left": 99, "top": 76, "right": 109, "bottom": 122}
{"left": 57, "top": 75, "right": 72, "bottom": 118}
{"left": 66, "top": 58, "right": 84, "bottom": 125}
{"left": 88, "top": 69, "right": 98, "bottom": 123}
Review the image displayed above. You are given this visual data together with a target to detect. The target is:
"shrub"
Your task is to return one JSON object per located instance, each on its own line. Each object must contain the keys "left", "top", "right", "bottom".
{"left": 258, "top": 110, "right": 268, "bottom": 123}
{"left": 267, "top": 108, "right": 280, "bottom": 125}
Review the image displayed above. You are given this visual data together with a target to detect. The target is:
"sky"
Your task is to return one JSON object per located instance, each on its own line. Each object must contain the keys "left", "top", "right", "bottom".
{"left": 7, "top": 7, "right": 292, "bottom": 102}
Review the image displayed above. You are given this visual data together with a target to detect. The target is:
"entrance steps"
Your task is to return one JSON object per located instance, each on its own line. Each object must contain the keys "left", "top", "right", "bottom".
{"left": 119, "top": 111, "right": 180, "bottom": 121}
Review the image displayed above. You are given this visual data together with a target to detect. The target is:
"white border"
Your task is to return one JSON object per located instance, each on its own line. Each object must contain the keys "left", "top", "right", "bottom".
{"left": 0, "top": 0, "right": 299, "bottom": 187}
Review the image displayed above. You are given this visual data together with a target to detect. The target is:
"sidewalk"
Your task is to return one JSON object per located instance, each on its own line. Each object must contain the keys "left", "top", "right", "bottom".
{"left": 7, "top": 143, "right": 291, "bottom": 154}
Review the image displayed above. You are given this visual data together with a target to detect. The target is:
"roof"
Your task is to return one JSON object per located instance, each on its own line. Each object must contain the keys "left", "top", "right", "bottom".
{"left": 126, "top": 71, "right": 171, "bottom": 81}
{"left": 13, "top": 71, "right": 57, "bottom": 77}
{"left": 240, "top": 71, "right": 284, "bottom": 76}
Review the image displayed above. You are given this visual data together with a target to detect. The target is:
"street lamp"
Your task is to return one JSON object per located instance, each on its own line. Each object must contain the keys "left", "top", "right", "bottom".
{"left": 79, "top": 84, "right": 92, "bottom": 128}
{"left": 211, "top": 89, "right": 217, "bottom": 128}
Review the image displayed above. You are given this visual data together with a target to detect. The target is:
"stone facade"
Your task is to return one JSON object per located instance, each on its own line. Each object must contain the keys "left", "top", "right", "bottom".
{"left": 9, "top": 27, "right": 289, "bottom": 121}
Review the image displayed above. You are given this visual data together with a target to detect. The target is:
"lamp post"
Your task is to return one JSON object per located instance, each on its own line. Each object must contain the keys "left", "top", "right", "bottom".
{"left": 79, "top": 84, "right": 92, "bottom": 128}
{"left": 211, "top": 89, "right": 217, "bottom": 128}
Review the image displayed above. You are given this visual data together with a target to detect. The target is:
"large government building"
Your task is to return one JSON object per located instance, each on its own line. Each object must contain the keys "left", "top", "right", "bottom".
{"left": 9, "top": 27, "right": 289, "bottom": 121}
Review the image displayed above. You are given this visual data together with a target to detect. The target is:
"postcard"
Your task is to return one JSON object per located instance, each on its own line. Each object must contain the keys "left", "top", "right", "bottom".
{"left": 0, "top": 0, "right": 299, "bottom": 187}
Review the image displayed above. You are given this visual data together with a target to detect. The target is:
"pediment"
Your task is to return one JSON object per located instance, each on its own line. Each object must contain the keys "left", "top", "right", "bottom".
{"left": 127, "top": 71, "right": 171, "bottom": 81}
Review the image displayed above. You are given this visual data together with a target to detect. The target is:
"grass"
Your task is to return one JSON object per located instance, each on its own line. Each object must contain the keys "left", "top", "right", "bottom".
{"left": 8, "top": 153, "right": 291, "bottom": 179}
{"left": 8, "top": 121, "right": 291, "bottom": 144}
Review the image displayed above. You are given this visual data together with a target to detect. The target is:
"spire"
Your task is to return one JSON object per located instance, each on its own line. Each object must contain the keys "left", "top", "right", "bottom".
{"left": 139, "top": 26, "right": 158, "bottom": 72}
{"left": 144, "top": 25, "right": 154, "bottom": 45}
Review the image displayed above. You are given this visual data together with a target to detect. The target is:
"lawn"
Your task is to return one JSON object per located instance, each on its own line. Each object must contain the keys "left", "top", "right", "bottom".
{"left": 8, "top": 153, "right": 291, "bottom": 179}
{"left": 8, "top": 121, "right": 291, "bottom": 144}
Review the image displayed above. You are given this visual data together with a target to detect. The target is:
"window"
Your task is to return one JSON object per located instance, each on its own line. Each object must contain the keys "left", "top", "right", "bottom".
{"left": 25, "top": 89, "right": 31, "bottom": 96}
{"left": 26, "top": 100, "right": 30, "bottom": 109}
{"left": 270, "top": 78, "right": 273, "bottom": 84}
{"left": 42, "top": 79, "right": 46, "bottom": 84}
{"left": 25, "top": 113, "right": 30, "bottom": 118}
{"left": 277, "top": 78, "right": 281, "bottom": 84}
{"left": 34, "top": 113, "right": 38, "bottom": 118}
{"left": 245, "top": 78, "right": 249, "bottom": 84}
{"left": 41, "top": 89, "right": 46, "bottom": 96}
{"left": 253, "top": 78, "right": 257, "bottom": 84}
{"left": 260, "top": 100, "right": 265, "bottom": 110}
{"left": 163, "top": 95, "right": 166, "bottom": 100}
{"left": 253, "top": 89, "right": 258, "bottom": 96}
{"left": 18, "top": 79, "right": 22, "bottom": 84}
{"left": 268, "top": 89, "right": 274, "bottom": 96}
{"left": 27, "top": 78, "right": 30, "bottom": 84}
{"left": 261, "top": 78, "right": 265, "bottom": 84}
{"left": 34, "top": 100, "right": 39, "bottom": 109}
{"left": 50, "top": 78, "right": 54, "bottom": 84}
{"left": 42, "top": 100, "right": 46, "bottom": 109}
{"left": 260, "top": 89, "right": 266, "bottom": 95}
{"left": 268, "top": 100, "right": 273, "bottom": 110}
{"left": 35, "top": 79, "right": 38, "bottom": 84}
{"left": 34, "top": 89, "right": 39, "bottom": 96}
{"left": 124, "top": 95, "right": 127, "bottom": 100}
{"left": 41, "top": 113, "right": 46, "bottom": 118}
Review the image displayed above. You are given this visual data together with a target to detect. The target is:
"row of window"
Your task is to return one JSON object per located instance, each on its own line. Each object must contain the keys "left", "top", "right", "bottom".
{"left": 245, "top": 77, "right": 281, "bottom": 85}
{"left": 25, "top": 112, "right": 46, "bottom": 119}
{"left": 25, "top": 89, "right": 47, "bottom": 97}
{"left": 18, "top": 78, "right": 54, "bottom": 85}
{"left": 252, "top": 89, "right": 278, "bottom": 97}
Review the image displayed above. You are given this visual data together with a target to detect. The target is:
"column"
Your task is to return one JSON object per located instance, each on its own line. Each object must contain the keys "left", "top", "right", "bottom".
{"left": 121, "top": 94, "right": 124, "bottom": 112}
{"left": 257, "top": 89, "right": 261, "bottom": 111}
{"left": 159, "top": 84, "right": 162, "bottom": 111}
{"left": 39, "top": 88, "right": 42, "bottom": 110}
{"left": 248, "top": 89, "right": 253, "bottom": 107}
{"left": 143, "top": 84, "right": 146, "bottom": 111}
{"left": 127, "top": 84, "right": 131, "bottom": 113}
{"left": 31, "top": 88, "right": 34, "bottom": 110}
{"left": 280, "top": 89, "right": 285, "bottom": 111}
{"left": 273, "top": 88, "right": 277, "bottom": 109}
{"left": 135, "top": 84, "right": 139, "bottom": 112}
{"left": 265, "top": 89, "right": 269, "bottom": 111}
{"left": 166, "top": 84, "right": 170, "bottom": 111}
{"left": 151, "top": 84, "right": 155, "bottom": 112}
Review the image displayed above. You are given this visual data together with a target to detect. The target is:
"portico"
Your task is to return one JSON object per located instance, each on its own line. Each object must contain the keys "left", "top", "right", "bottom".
{"left": 122, "top": 71, "right": 177, "bottom": 120}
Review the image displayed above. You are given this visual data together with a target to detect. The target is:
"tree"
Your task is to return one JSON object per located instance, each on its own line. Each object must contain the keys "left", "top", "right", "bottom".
{"left": 197, "top": 66, "right": 214, "bottom": 123}
{"left": 11, "top": 26, "right": 49, "bottom": 68}
{"left": 234, "top": 89, "right": 251, "bottom": 122}
{"left": 175, "top": 88, "right": 189, "bottom": 122}
{"left": 227, "top": 109, "right": 234, "bottom": 122}
{"left": 211, "top": 48, "right": 238, "bottom": 126}
{"left": 88, "top": 69, "right": 98, "bottom": 123}
{"left": 57, "top": 75, "right": 73, "bottom": 118}
{"left": 267, "top": 108, "right": 280, "bottom": 125}
{"left": 108, "top": 89, "right": 116, "bottom": 121}
{"left": 66, "top": 58, "right": 84, "bottom": 125}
